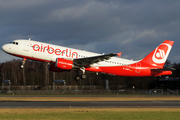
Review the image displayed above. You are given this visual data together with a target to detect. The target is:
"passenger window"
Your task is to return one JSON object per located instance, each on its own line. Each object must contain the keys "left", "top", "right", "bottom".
{"left": 16, "top": 42, "right": 18, "bottom": 45}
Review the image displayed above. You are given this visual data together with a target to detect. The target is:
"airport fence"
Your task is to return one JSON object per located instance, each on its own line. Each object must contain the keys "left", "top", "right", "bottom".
{"left": 0, "top": 85, "right": 179, "bottom": 95}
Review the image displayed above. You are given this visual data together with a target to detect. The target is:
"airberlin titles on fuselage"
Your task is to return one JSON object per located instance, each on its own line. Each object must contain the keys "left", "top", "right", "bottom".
{"left": 32, "top": 44, "right": 78, "bottom": 58}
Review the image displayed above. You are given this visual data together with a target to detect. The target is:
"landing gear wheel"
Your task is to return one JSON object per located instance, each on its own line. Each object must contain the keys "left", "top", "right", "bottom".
{"left": 75, "top": 75, "right": 80, "bottom": 81}
{"left": 81, "top": 74, "right": 86, "bottom": 79}
{"left": 21, "top": 65, "right": 24, "bottom": 69}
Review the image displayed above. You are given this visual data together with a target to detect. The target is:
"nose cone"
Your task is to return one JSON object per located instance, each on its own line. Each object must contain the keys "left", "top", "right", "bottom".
{"left": 2, "top": 44, "right": 9, "bottom": 53}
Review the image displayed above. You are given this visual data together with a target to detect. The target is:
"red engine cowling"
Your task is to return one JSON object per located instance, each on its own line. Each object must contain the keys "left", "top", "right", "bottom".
{"left": 55, "top": 58, "right": 73, "bottom": 70}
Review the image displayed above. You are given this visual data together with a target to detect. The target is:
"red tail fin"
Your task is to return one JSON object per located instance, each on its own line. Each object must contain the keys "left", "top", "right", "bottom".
{"left": 140, "top": 40, "right": 174, "bottom": 68}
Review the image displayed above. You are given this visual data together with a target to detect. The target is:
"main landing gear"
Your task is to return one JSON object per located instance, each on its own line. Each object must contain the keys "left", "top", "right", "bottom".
{"left": 75, "top": 74, "right": 86, "bottom": 81}
{"left": 75, "top": 67, "right": 86, "bottom": 81}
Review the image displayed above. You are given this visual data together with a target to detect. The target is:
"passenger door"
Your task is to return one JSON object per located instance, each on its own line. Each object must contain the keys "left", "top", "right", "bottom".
{"left": 23, "top": 41, "right": 30, "bottom": 51}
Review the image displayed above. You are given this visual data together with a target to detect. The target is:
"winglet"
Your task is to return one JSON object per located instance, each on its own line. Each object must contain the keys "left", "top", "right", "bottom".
{"left": 117, "top": 52, "right": 123, "bottom": 57}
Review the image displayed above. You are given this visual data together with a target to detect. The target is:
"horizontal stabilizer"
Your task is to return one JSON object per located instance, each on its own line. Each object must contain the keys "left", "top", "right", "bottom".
{"left": 151, "top": 68, "right": 175, "bottom": 72}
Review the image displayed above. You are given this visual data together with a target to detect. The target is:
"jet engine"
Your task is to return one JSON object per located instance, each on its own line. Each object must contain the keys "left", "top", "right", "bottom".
{"left": 55, "top": 58, "right": 74, "bottom": 70}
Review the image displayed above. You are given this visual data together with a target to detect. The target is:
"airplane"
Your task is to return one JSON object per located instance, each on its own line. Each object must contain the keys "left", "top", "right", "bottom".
{"left": 2, "top": 39, "right": 174, "bottom": 81}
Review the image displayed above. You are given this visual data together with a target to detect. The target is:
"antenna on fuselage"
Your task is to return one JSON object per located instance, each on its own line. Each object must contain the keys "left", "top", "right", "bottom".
{"left": 28, "top": 38, "right": 31, "bottom": 41}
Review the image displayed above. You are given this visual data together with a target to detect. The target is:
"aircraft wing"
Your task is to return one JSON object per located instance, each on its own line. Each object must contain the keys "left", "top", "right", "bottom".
{"left": 73, "top": 52, "right": 122, "bottom": 67}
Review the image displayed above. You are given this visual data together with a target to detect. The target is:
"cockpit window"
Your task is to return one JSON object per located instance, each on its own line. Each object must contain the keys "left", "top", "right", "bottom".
{"left": 9, "top": 42, "right": 18, "bottom": 45}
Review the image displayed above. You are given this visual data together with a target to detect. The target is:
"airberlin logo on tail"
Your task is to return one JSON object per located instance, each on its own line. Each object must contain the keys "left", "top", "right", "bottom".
{"left": 152, "top": 43, "right": 172, "bottom": 64}
{"left": 156, "top": 49, "right": 165, "bottom": 59}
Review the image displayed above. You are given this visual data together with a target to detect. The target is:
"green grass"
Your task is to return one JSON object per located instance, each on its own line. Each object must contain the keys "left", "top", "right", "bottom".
{"left": 0, "top": 108, "right": 180, "bottom": 120}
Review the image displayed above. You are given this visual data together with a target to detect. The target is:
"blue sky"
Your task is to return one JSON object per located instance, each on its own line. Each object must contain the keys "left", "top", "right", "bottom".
{"left": 0, "top": 0, "right": 180, "bottom": 63}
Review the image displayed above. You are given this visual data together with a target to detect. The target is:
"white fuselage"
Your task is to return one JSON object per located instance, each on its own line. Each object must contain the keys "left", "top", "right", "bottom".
{"left": 2, "top": 39, "right": 138, "bottom": 67}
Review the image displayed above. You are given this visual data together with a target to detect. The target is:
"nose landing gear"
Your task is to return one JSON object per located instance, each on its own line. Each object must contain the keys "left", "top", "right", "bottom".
{"left": 21, "top": 58, "right": 26, "bottom": 68}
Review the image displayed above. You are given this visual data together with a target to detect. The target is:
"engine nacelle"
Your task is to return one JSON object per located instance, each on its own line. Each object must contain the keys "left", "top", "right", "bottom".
{"left": 55, "top": 58, "right": 73, "bottom": 70}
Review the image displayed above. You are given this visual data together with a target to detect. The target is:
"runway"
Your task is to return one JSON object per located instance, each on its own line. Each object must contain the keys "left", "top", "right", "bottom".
{"left": 0, "top": 101, "right": 180, "bottom": 108}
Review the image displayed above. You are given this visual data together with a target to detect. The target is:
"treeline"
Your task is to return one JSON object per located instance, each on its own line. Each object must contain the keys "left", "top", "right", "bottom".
{"left": 0, "top": 59, "right": 179, "bottom": 90}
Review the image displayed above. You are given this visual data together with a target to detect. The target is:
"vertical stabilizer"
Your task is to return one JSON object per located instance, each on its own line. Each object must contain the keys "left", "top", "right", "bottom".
{"left": 140, "top": 40, "right": 174, "bottom": 68}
